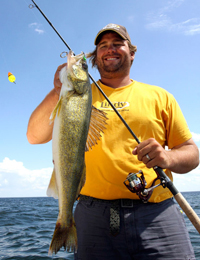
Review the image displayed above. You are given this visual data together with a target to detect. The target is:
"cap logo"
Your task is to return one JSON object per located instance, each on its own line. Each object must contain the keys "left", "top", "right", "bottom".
{"left": 103, "top": 24, "right": 120, "bottom": 31}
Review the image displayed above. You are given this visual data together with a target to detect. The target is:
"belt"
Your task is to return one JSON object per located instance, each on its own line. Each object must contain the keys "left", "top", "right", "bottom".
{"left": 79, "top": 195, "right": 143, "bottom": 236}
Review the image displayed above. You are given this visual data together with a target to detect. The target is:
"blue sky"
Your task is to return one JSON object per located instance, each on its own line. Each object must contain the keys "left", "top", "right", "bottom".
{"left": 0, "top": 0, "right": 200, "bottom": 197}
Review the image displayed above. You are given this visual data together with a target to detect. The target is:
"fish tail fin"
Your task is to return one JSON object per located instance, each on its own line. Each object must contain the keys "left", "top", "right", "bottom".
{"left": 48, "top": 217, "right": 77, "bottom": 255}
{"left": 65, "top": 220, "right": 78, "bottom": 253}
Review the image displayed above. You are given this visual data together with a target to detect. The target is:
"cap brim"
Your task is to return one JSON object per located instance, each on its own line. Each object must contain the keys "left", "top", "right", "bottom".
{"left": 94, "top": 29, "right": 127, "bottom": 45}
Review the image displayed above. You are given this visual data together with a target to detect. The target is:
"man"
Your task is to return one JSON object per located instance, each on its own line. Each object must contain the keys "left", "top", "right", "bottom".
{"left": 27, "top": 24, "right": 199, "bottom": 259}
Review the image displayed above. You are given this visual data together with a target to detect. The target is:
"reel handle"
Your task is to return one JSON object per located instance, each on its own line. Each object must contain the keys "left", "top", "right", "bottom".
{"left": 175, "top": 193, "right": 200, "bottom": 233}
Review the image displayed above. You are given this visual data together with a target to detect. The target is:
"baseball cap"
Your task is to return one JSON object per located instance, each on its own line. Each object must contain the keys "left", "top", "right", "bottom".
{"left": 94, "top": 23, "right": 131, "bottom": 45}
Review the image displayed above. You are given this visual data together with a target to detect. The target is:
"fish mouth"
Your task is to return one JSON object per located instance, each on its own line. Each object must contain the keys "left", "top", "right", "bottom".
{"left": 67, "top": 51, "right": 86, "bottom": 68}
{"left": 67, "top": 51, "right": 88, "bottom": 81}
{"left": 68, "top": 51, "right": 85, "bottom": 62}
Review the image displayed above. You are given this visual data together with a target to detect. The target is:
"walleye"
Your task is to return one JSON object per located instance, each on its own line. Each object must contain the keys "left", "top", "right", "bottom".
{"left": 47, "top": 51, "right": 107, "bottom": 255}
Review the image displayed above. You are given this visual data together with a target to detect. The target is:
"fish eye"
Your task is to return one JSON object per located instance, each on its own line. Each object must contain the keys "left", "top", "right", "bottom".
{"left": 82, "top": 63, "right": 88, "bottom": 70}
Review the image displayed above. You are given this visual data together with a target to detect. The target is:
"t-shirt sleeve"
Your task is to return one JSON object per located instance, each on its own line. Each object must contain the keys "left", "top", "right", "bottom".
{"left": 164, "top": 94, "right": 192, "bottom": 149}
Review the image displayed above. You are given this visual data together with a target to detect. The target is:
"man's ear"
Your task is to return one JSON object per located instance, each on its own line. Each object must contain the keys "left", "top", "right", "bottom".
{"left": 130, "top": 51, "right": 135, "bottom": 62}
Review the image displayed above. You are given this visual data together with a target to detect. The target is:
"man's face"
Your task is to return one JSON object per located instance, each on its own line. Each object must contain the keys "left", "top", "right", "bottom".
{"left": 95, "top": 32, "right": 135, "bottom": 78}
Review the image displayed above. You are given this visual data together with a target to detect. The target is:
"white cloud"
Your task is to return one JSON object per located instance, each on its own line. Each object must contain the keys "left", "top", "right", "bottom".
{"left": 170, "top": 18, "right": 200, "bottom": 35}
{"left": 127, "top": 15, "right": 135, "bottom": 23}
{"left": 147, "top": 18, "right": 200, "bottom": 36}
{"left": 0, "top": 154, "right": 199, "bottom": 198}
{"left": 173, "top": 165, "right": 200, "bottom": 192}
{"left": 161, "top": 0, "right": 184, "bottom": 12}
{"left": 35, "top": 28, "right": 45, "bottom": 34}
{"left": 29, "top": 22, "right": 45, "bottom": 34}
{"left": 171, "top": 131, "right": 200, "bottom": 192}
{"left": 146, "top": 14, "right": 171, "bottom": 29}
{"left": 191, "top": 132, "right": 200, "bottom": 143}
{"left": 0, "top": 157, "right": 52, "bottom": 197}
{"left": 145, "top": 1, "right": 200, "bottom": 35}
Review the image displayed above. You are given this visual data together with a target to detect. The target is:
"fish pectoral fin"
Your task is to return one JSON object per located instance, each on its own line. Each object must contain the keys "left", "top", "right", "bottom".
{"left": 66, "top": 90, "right": 75, "bottom": 99}
{"left": 49, "top": 97, "right": 63, "bottom": 124}
{"left": 46, "top": 167, "right": 59, "bottom": 199}
{"left": 49, "top": 91, "right": 75, "bottom": 124}
{"left": 85, "top": 106, "right": 108, "bottom": 151}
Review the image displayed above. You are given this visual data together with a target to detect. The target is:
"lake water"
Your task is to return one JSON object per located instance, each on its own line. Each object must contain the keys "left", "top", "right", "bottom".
{"left": 0, "top": 192, "right": 199, "bottom": 259}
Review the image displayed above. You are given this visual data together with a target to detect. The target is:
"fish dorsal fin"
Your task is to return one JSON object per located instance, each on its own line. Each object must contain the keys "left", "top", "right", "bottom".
{"left": 46, "top": 167, "right": 59, "bottom": 199}
{"left": 85, "top": 106, "right": 108, "bottom": 151}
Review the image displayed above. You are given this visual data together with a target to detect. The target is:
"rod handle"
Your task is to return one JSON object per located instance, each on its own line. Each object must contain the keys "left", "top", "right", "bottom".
{"left": 174, "top": 192, "right": 200, "bottom": 234}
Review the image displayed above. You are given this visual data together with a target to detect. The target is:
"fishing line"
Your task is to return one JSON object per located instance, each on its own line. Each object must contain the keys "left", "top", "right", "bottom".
{"left": 29, "top": 0, "right": 200, "bottom": 234}
{"left": 29, "top": 0, "right": 139, "bottom": 143}
{"left": 0, "top": 44, "right": 9, "bottom": 71}
{"left": 0, "top": 34, "right": 15, "bottom": 84}
{"left": 28, "top": 0, "right": 170, "bottom": 182}
{"left": 24, "top": 0, "right": 60, "bottom": 51}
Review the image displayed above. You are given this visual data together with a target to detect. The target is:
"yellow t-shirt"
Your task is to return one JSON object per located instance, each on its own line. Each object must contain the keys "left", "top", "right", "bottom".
{"left": 81, "top": 80, "right": 192, "bottom": 203}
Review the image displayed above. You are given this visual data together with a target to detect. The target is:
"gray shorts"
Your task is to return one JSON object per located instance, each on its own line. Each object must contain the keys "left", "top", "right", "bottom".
{"left": 74, "top": 196, "right": 195, "bottom": 260}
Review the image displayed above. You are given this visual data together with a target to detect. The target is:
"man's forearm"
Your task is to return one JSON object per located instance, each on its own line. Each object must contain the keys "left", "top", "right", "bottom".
{"left": 27, "top": 89, "right": 59, "bottom": 144}
{"left": 168, "top": 140, "right": 199, "bottom": 174}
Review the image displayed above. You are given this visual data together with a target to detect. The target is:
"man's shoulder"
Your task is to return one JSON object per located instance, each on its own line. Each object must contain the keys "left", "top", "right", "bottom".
{"left": 133, "top": 80, "right": 173, "bottom": 97}
{"left": 133, "top": 80, "right": 164, "bottom": 90}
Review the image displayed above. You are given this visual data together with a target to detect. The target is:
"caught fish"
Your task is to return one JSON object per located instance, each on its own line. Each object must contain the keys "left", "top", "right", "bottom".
{"left": 47, "top": 51, "right": 107, "bottom": 255}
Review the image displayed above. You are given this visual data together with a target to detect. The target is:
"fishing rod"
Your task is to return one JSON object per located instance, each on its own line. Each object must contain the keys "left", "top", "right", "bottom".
{"left": 29, "top": 0, "right": 140, "bottom": 143}
{"left": 29, "top": 0, "right": 200, "bottom": 234}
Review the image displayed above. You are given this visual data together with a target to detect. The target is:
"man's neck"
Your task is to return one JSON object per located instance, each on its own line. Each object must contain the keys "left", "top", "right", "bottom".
{"left": 100, "top": 75, "right": 132, "bottom": 89}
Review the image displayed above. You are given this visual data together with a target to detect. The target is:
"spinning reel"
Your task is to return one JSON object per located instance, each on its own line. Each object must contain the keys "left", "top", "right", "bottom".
{"left": 124, "top": 170, "right": 167, "bottom": 202}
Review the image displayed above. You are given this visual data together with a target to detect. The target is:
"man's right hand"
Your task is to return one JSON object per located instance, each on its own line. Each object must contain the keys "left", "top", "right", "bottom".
{"left": 26, "top": 63, "right": 67, "bottom": 144}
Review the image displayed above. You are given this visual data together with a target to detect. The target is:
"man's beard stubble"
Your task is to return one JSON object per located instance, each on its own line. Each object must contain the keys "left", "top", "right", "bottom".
{"left": 96, "top": 54, "right": 131, "bottom": 79}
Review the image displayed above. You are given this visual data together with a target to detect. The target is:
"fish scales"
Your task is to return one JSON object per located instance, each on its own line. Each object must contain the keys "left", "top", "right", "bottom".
{"left": 57, "top": 94, "right": 91, "bottom": 211}
{"left": 47, "top": 51, "right": 108, "bottom": 255}
{"left": 48, "top": 51, "right": 92, "bottom": 254}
